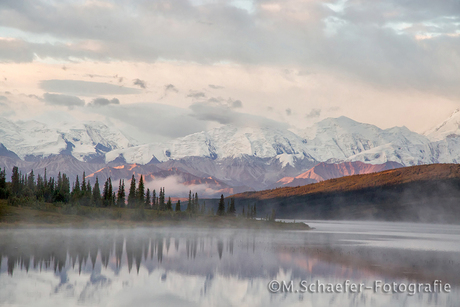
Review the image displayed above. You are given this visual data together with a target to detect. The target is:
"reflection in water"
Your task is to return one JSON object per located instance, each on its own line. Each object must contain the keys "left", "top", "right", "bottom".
{"left": 0, "top": 222, "right": 459, "bottom": 306}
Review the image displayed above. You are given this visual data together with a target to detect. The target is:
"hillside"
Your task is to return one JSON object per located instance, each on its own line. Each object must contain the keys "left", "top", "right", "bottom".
{"left": 272, "top": 161, "right": 403, "bottom": 188}
{"left": 231, "top": 164, "right": 460, "bottom": 223}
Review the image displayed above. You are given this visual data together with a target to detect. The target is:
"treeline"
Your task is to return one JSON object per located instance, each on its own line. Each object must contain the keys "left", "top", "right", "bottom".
{"left": 0, "top": 167, "right": 207, "bottom": 213}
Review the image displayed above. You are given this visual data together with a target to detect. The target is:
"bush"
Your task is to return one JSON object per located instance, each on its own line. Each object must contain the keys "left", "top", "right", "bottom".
{"left": 111, "top": 208, "right": 123, "bottom": 220}
{"left": 62, "top": 204, "right": 78, "bottom": 215}
{"left": 131, "top": 207, "right": 146, "bottom": 221}
{"left": 0, "top": 203, "right": 7, "bottom": 220}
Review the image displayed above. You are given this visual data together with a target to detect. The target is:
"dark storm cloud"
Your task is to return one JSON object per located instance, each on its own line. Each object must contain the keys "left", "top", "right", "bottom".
{"left": 39, "top": 80, "right": 141, "bottom": 96}
{"left": 43, "top": 93, "right": 85, "bottom": 107}
{"left": 89, "top": 97, "right": 120, "bottom": 107}
{"left": 1, "top": 0, "right": 460, "bottom": 97}
{"left": 133, "top": 79, "right": 146, "bottom": 89}
{"left": 306, "top": 108, "right": 321, "bottom": 118}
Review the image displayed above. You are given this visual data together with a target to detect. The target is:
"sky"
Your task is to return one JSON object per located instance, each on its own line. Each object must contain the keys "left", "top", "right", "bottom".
{"left": 0, "top": 0, "right": 460, "bottom": 143}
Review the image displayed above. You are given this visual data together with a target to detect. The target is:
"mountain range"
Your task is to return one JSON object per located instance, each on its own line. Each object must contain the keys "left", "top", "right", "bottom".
{"left": 2, "top": 109, "right": 460, "bottom": 196}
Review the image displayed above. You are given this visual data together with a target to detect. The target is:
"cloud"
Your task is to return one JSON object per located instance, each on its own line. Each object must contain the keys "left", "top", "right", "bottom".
{"left": 187, "top": 91, "right": 206, "bottom": 99}
{"left": 306, "top": 108, "right": 321, "bottom": 118}
{"left": 231, "top": 99, "right": 243, "bottom": 108}
{"left": 142, "top": 175, "right": 226, "bottom": 198}
{"left": 1, "top": 0, "right": 460, "bottom": 99}
{"left": 133, "top": 79, "right": 146, "bottom": 89}
{"left": 209, "top": 84, "right": 224, "bottom": 89}
{"left": 0, "top": 96, "right": 7, "bottom": 101}
{"left": 27, "top": 94, "right": 41, "bottom": 100}
{"left": 39, "top": 80, "right": 142, "bottom": 96}
{"left": 203, "top": 96, "right": 243, "bottom": 109}
{"left": 189, "top": 102, "right": 288, "bottom": 129}
{"left": 285, "top": 108, "right": 292, "bottom": 116}
{"left": 89, "top": 97, "right": 120, "bottom": 107}
{"left": 87, "top": 102, "right": 207, "bottom": 142}
{"left": 159, "top": 84, "right": 179, "bottom": 99}
{"left": 165, "top": 84, "right": 178, "bottom": 93}
{"left": 43, "top": 93, "right": 85, "bottom": 108}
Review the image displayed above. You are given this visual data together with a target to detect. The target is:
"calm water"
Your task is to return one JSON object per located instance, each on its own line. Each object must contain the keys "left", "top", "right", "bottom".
{"left": 1, "top": 221, "right": 460, "bottom": 307}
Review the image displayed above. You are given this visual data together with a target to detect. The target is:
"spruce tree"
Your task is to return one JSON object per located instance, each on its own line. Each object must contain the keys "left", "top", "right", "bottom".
{"left": 152, "top": 189, "right": 156, "bottom": 209}
{"left": 71, "top": 175, "right": 81, "bottom": 203}
{"left": 128, "top": 175, "right": 136, "bottom": 208}
{"left": 187, "top": 190, "right": 192, "bottom": 212}
{"left": 108, "top": 178, "right": 113, "bottom": 207}
{"left": 175, "top": 200, "right": 181, "bottom": 212}
{"left": 145, "top": 188, "right": 151, "bottom": 209}
{"left": 27, "top": 169, "right": 35, "bottom": 191}
{"left": 217, "top": 194, "right": 225, "bottom": 216}
{"left": 194, "top": 192, "right": 199, "bottom": 214}
{"left": 11, "top": 166, "right": 20, "bottom": 196}
{"left": 102, "top": 178, "right": 109, "bottom": 207}
{"left": 166, "top": 197, "right": 172, "bottom": 211}
{"left": 85, "top": 180, "right": 91, "bottom": 206}
{"left": 92, "top": 177, "right": 102, "bottom": 207}
{"left": 0, "top": 168, "right": 7, "bottom": 199}
{"left": 228, "top": 198, "right": 236, "bottom": 216}
{"left": 137, "top": 175, "right": 145, "bottom": 205}
{"left": 81, "top": 172, "right": 86, "bottom": 192}
{"left": 117, "top": 179, "right": 125, "bottom": 207}
{"left": 159, "top": 187, "right": 165, "bottom": 210}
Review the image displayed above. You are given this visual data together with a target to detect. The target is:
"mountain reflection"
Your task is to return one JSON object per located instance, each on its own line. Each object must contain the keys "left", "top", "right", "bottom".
{"left": 0, "top": 228, "right": 459, "bottom": 287}
{"left": 0, "top": 225, "right": 460, "bottom": 307}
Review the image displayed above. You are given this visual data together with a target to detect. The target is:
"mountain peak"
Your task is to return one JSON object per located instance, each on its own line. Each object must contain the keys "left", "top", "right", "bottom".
{"left": 425, "top": 109, "right": 460, "bottom": 141}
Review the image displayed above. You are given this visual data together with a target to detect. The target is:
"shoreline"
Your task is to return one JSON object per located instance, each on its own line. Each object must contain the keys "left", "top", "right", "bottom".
{"left": 0, "top": 206, "right": 312, "bottom": 231}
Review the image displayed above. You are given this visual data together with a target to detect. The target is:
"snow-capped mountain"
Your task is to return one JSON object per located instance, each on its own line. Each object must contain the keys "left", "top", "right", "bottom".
{"left": 299, "top": 116, "right": 433, "bottom": 166}
{"left": 0, "top": 117, "right": 136, "bottom": 162}
{"left": 106, "top": 116, "right": 435, "bottom": 167}
{"left": 4, "top": 111, "right": 460, "bottom": 193}
{"left": 425, "top": 109, "right": 460, "bottom": 141}
{"left": 106, "top": 125, "right": 316, "bottom": 164}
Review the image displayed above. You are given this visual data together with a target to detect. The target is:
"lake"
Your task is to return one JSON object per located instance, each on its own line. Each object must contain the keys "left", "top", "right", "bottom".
{"left": 1, "top": 220, "right": 459, "bottom": 307}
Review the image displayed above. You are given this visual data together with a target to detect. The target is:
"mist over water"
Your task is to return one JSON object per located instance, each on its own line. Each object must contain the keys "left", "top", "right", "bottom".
{"left": 0, "top": 222, "right": 459, "bottom": 307}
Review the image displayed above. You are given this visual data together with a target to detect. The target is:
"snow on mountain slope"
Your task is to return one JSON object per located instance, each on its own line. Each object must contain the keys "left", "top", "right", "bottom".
{"left": 425, "top": 109, "right": 460, "bottom": 141}
{"left": 106, "top": 125, "right": 316, "bottom": 164}
{"left": 0, "top": 117, "right": 136, "bottom": 162}
{"left": 300, "top": 117, "right": 432, "bottom": 165}
{"left": 107, "top": 117, "right": 438, "bottom": 167}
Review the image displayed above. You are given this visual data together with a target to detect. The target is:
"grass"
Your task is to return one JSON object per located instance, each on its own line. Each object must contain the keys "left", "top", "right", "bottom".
{"left": 0, "top": 200, "right": 311, "bottom": 230}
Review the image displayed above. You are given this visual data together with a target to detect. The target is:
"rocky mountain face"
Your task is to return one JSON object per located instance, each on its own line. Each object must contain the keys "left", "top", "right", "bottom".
{"left": 2, "top": 110, "right": 460, "bottom": 196}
